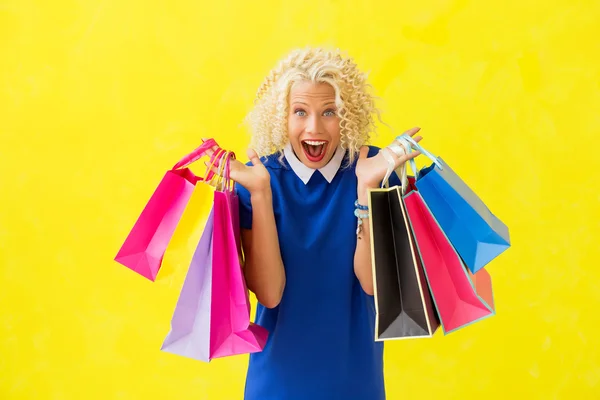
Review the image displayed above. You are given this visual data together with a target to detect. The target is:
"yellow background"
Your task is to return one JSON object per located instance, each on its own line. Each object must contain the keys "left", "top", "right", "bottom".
{"left": 2, "top": 0, "right": 599, "bottom": 398}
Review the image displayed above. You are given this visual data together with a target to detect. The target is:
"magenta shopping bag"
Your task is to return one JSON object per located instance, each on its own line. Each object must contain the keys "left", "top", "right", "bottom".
{"left": 404, "top": 190, "right": 495, "bottom": 334}
{"left": 161, "top": 151, "right": 268, "bottom": 362}
{"left": 209, "top": 153, "right": 268, "bottom": 359}
{"left": 114, "top": 139, "right": 218, "bottom": 281}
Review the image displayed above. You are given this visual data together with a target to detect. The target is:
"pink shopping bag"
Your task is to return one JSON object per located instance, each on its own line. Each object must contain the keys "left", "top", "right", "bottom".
{"left": 162, "top": 150, "right": 268, "bottom": 362}
{"left": 403, "top": 189, "right": 495, "bottom": 334}
{"left": 209, "top": 152, "right": 269, "bottom": 358}
{"left": 114, "top": 139, "right": 219, "bottom": 281}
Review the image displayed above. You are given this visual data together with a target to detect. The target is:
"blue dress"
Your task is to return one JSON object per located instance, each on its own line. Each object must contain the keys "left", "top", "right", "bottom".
{"left": 236, "top": 144, "right": 400, "bottom": 400}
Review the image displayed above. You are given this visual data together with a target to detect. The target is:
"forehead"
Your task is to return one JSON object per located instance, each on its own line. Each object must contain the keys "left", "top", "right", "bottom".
{"left": 289, "top": 81, "right": 336, "bottom": 102}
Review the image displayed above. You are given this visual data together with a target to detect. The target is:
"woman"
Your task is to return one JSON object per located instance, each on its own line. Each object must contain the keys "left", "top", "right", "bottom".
{"left": 208, "top": 47, "right": 422, "bottom": 399}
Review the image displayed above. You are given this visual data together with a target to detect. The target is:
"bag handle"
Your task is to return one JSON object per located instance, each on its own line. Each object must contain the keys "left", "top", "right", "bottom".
{"left": 216, "top": 151, "right": 236, "bottom": 192}
{"left": 204, "top": 147, "right": 224, "bottom": 182}
{"left": 201, "top": 148, "right": 226, "bottom": 186}
{"left": 397, "top": 137, "right": 414, "bottom": 195}
{"left": 223, "top": 151, "right": 236, "bottom": 192}
{"left": 381, "top": 135, "right": 430, "bottom": 194}
{"left": 379, "top": 137, "right": 411, "bottom": 189}
{"left": 172, "top": 138, "right": 219, "bottom": 170}
{"left": 395, "top": 133, "right": 443, "bottom": 173}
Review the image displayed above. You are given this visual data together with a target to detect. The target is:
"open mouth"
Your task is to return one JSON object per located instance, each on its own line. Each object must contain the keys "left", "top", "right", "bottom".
{"left": 301, "top": 140, "right": 328, "bottom": 163}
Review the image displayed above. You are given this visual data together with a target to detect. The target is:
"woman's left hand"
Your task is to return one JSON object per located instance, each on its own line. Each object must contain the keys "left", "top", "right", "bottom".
{"left": 355, "top": 127, "right": 423, "bottom": 194}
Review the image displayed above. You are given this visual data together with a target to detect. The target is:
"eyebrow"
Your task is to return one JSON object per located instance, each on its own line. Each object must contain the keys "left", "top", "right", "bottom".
{"left": 291, "top": 101, "right": 336, "bottom": 107}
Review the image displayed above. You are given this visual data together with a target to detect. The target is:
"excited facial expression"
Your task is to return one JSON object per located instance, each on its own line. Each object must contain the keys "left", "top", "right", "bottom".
{"left": 287, "top": 81, "right": 341, "bottom": 168}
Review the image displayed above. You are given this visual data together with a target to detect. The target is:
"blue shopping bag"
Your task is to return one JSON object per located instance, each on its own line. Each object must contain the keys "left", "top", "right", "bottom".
{"left": 397, "top": 134, "right": 510, "bottom": 273}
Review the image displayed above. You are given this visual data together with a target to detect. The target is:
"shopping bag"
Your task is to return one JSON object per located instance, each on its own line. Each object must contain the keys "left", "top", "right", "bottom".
{"left": 159, "top": 149, "right": 226, "bottom": 282}
{"left": 160, "top": 207, "right": 215, "bottom": 361}
{"left": 404, "top": 189, "right": 495, "bottom": 334}
{"left": 114, "top": 139, "right": 219, "bottom": 281}
{"left": 398, "top": 134, "right": 510, "bottom": 274}
{"left": 368, "top": 180, "right": 439, "bottom": 340}
{"left": 209, "top": 152, "right": 269, "bottom": 359}
{"left": 161, "top": 150, "right": 268, "bottom": 362}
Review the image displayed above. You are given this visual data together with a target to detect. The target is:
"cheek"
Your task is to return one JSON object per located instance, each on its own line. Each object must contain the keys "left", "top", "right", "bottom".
{"left": 326, "top": 118, "right": 342, "bottom": 139}
{"left": 287, "top": 118, "right": 303, "bottom": 139}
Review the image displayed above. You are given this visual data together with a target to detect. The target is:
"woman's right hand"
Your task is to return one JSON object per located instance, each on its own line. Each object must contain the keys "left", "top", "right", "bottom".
{"left": 229, "top": 148, "right": 271, "bottom": 195}
{"left": 204, "top": 143, "right": 271, "bottom": 196}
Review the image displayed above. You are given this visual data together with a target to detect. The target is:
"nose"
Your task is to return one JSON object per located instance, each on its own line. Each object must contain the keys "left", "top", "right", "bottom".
{"left": 305, "top": 114, "right": 324, "bottom": 135}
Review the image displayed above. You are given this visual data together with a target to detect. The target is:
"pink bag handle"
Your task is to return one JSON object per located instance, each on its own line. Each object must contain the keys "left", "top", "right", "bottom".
{"left": 172, "top": 138, "right": 219, "bottom": 170}
{"left": 204, "top": 149, "right": 235, "bottom": 191}
{"left": 200, "top": 148, "right": 226, "bottom": 184}
{"left": 220, "top": 151, "right": 235, "bottom": 192}
{"left": 204, "top": 146, "right": 226, "bottom": 182}
{"left": 211, "top": 150, "right": 234, "bottom": 191}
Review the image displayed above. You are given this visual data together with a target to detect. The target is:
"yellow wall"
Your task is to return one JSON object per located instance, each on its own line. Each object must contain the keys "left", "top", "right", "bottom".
{"left": 2, "top": 0, "right": 599, "bottom": 398}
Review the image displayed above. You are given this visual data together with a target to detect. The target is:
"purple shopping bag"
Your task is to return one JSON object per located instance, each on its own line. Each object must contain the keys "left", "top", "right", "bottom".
{"left": 160, "top": 207, "right": 214, "bottom": 361}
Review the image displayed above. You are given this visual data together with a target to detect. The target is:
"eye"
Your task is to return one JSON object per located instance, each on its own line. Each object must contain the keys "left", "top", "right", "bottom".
{"left": 294, "top": 109, "right": 307, "bottom": 117}
{"left": 323, "top": 109, "right": 337, "bottom": 117}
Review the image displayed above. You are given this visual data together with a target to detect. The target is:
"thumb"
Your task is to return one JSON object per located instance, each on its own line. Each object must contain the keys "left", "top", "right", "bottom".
{"left": 359, "top": 146, "right": 369, "bottom": 160}
{"left": 246, "top": 148, "right": 262, "bottom": 166}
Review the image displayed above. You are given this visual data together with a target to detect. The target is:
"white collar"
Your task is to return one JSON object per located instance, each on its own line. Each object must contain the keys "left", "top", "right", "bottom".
{"left": 283, "top": 142, "right": 345, "bottom": 184}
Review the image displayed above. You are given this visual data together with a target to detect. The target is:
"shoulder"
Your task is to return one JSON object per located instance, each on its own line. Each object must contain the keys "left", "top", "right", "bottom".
{"left": 366, "top": 145, "right": 382, "bottom": 158}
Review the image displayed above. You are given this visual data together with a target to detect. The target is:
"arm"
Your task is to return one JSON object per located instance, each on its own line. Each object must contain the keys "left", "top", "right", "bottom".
{"left": 241, "top": 189, "right": 286, "bottom": 309}
{"left": 353, "top": 183, "right": 375, "bottom": 296}
{"left": 352, "top": 129, "right": 422, "bottom": 294}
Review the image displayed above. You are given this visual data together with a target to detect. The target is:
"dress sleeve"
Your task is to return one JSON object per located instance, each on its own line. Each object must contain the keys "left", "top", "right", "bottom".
{"left": 235, "top": 182, "right": 253, "bottom": 230}
{"left": 388, "top": 168, "right": 403, "bottom": 188}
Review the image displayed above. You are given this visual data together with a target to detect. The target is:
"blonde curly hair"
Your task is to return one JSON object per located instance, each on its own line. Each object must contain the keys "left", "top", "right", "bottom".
{"left": 244, "top": 47, "right": 384, "bottom": 165}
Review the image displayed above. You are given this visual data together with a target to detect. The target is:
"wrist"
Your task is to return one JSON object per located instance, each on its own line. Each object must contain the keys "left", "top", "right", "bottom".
{"left": 357, "top": 181, "right": 376, "bottom": 205}
{"left": 250, "top": 187, "right": 272, "bottom": 204}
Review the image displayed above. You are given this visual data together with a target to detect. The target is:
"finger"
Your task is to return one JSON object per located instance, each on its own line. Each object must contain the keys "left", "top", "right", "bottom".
{"left": 412, "top": 135, "right": 422, "bottom": 143}
{"left": 206, "top": 145, "right": 221, "bottom": 157}
{"left": 200, "top": 138, "right": 221, "bottom": 156}
{"left": 209, "top": 146, "right": 228, "bottom": 162}
{"left": 383, "top": 147, "right": 400, "bottom": 163}
{"left": 404, "top": 127, "right": 421, "bottom": 137}
{"left": 203, "top": 160, "right": 221, "bottom": 176}
{"left": 247, "top": 148, "right": 263, "bottom": 166}
{"left": 359, "top": 146, "right": 369, "bottom": 160}
{"left": 404, "top": 150, "right": 422, "bottom": 161}
{"left": 228, "top": 158, "right": 245, "bottom": 171}
{"left": 387, "top": 142, "right": 408, "bottom": 161}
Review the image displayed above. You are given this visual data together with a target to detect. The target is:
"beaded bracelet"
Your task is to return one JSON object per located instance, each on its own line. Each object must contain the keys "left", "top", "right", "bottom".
{"left": 354, "top": 200, "right": 368, "bottom": 211}
{"left": 354, "top": 206, "right": 370, "bottom": 238}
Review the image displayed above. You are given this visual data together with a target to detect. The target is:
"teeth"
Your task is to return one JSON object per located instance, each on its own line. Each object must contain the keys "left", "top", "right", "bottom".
{"left": 304, "top": 140, "right": 326, "bottom": 146}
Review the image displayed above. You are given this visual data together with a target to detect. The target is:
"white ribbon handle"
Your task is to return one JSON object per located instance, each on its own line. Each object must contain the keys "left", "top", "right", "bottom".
{"left": 379, "top": 137, "right": 412, "bottom": 189}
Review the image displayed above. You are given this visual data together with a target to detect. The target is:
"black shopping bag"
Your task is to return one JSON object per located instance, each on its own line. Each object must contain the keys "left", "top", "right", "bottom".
{"left": 368, "top": 183, "right": 439, "bottom": 340}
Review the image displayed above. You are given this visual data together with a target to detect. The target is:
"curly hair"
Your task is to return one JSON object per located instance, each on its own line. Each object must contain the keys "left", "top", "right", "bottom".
{"left": 244, "top": 47, "right": 385, "bottom": 165}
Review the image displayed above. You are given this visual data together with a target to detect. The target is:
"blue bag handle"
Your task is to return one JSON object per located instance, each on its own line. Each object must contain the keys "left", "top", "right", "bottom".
{"left": 394, "top": 133, "right": 444, "bottom": 179}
